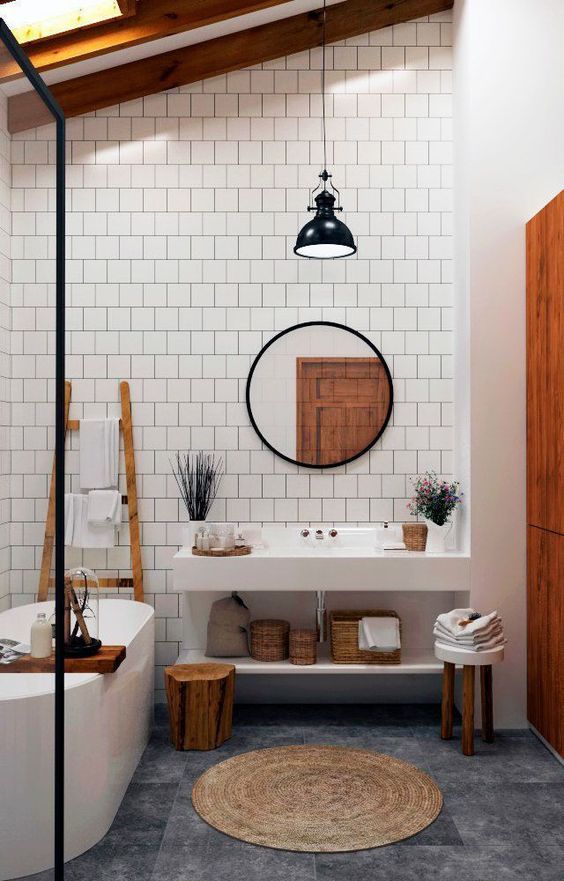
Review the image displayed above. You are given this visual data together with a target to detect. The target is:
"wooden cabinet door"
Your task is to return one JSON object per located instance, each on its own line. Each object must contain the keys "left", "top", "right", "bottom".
{"left": 526, "top": 191, "right": 564, "bottom": 534}
{"left": 527, "top": 526, "right": 563, "bottom": 756}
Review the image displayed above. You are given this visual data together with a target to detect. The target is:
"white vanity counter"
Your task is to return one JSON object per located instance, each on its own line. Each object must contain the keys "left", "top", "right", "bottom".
{"left": 173, "top": 527, "right": 470, "bottom": 593}
{"left": 173, "top": 528, "right": 469, "bottom": 678}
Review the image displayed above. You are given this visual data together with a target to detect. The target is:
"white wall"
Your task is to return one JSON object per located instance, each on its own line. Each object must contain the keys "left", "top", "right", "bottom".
{"left": 0, "top": 91, "right": 9, "bottom": 614}
{"left": 10, "top": 11, "right": 454, "bottom": 700}
{"left": 454, "top": 0, "right": 564, "bottom": 727}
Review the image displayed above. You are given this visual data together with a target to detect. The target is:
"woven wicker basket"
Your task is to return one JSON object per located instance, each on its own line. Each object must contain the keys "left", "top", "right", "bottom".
{"left": 289, "top": 629, "right": 317, "bottom": 666}
{"left": 330, "top": 610, "right": 401, "bottom": 665}
{"left": 402, "top": 522, "right": 428, "bottom": 552}
{"left": 250, "top": 619, "right": 290, "bottom": 662}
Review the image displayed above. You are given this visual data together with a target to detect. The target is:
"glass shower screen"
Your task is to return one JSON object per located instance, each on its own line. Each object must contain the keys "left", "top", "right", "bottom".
{"left": 0, "top": 18, "right": 65, "bottom": 881}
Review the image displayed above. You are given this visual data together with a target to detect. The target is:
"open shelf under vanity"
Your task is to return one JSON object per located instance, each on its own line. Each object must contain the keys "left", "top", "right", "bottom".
{"left": 177, "top": 645, "right": 444, "bottom": 675}
{"left": 173, "top": 529, "right": 470, "bottom": 682}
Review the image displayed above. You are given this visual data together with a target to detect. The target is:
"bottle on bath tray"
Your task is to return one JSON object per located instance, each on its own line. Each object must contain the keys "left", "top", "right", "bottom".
{"left": 31, "top": 612, "right": 53, "bottom": 659}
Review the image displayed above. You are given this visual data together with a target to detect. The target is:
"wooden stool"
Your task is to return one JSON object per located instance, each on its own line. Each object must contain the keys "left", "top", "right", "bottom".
{"left": 435, "top": 643, "right": 504, "bottom": 756}
{"left": 164, "top": 663, "right": 235, "bottom": 751}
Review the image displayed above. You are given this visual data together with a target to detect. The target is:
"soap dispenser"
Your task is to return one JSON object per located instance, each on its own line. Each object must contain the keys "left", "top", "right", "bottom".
{"left": 31, "top": 612, "right": 53, "bottom": 659}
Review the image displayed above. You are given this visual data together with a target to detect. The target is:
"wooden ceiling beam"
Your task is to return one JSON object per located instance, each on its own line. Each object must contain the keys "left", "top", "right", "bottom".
{"left": 116, "top": 0, "right": 138, "bottom": 16}
{"left": 8, "top": 0, "right": 453, "bottom": 133}
{"left": 0, "top": 0, "right": 294, "bottom": 80}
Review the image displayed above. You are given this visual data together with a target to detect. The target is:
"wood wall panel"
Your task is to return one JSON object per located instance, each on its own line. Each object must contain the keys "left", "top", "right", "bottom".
{"left": 526, "top": 191, "right": 564, "bottom": 535}
{"left": 527, "top": 526, "right": 563, "bottom": 756}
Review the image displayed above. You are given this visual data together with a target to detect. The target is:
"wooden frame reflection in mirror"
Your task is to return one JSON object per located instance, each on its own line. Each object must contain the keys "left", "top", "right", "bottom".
{"left": 246, "top": 322, "right": 393, "bottom": 469}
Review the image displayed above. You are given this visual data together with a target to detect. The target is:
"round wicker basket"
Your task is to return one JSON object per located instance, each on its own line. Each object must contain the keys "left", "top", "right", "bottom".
{"left": 289, "top": 629, "right": 317, "bottom": 666}
{"left": 250, "top": 619, "right": 290, "bottom": 662}
{"left": 402, "top": 522, "right": 428, "bottom": 552}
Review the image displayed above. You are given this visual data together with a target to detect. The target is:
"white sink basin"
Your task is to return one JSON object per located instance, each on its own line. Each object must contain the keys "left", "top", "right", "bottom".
{"left": 255, "top": 546, "right": 391, "bottom": 557}
{"left": 173, "top": 527, "right": 470, "bottom": 593}
{"left": 259, "top": 527, "right": 382, "bottom": 556}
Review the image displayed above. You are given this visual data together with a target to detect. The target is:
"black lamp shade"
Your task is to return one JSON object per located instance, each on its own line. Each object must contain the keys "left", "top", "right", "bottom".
{"left": 294, "top": 189, "right": 356, "bottom": 259}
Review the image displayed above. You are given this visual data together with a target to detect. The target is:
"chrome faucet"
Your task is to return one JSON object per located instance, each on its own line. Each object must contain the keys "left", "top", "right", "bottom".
{"left": 315, "top": 529, "right": 324, "bottom": 540}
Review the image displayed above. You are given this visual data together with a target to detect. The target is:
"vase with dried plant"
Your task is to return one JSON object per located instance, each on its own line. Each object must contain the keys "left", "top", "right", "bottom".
{"left": 171, "top": 451, "right": 224, "bottom": 548}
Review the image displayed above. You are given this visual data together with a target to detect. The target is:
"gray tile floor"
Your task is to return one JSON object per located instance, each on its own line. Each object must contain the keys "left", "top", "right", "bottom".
{"left": 20, "top": 704, "right": 564, "bottom": 881}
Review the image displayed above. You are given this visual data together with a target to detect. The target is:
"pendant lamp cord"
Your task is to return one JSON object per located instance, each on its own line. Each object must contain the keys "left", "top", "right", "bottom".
{"left": 321, "top": 0, "right": 327, "bottom": 173}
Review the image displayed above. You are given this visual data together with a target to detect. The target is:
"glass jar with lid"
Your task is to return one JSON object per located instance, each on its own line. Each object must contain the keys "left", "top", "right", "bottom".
{"left": 64, "top": 567, "right": 102, "bottom": 657}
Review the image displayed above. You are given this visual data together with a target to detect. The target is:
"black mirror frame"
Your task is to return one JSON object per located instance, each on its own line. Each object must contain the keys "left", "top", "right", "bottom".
{"left": 245, "top": 321, "right": 394, "bottom": 470}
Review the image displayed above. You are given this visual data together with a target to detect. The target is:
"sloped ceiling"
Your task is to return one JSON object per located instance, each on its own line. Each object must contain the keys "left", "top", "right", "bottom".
{"left": 2, "top": 0, "right": 453, "bottom": 132}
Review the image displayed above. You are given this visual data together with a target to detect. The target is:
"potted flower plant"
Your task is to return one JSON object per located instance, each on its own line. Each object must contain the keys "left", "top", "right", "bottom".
{"left": 407, "top": 472, "right": 462, "bottom": 553}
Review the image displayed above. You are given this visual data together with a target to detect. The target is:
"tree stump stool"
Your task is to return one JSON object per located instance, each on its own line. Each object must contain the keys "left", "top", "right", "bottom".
{"left": 164, "top": 663, "right": 235, "bottom": 751}
{"left": 435, "top": 643, "right": 504, "bottom": 756}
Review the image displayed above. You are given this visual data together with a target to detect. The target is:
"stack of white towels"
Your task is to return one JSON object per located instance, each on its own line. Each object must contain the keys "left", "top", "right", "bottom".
{"left": 65, "top": 417, "right": 122, "bottom": 549}
{"left": 434, "top": 608, "right": 506, "bottom": 652}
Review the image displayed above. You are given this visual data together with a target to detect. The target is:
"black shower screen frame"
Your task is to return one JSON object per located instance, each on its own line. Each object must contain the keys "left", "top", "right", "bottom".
{"left": 0, "top": 20, "right": 66, "bottom": 881}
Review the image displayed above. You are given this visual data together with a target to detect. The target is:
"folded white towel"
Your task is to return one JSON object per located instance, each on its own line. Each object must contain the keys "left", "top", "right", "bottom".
{"left": 87, "top": 490, "right": 122, "bottom": 526}
{"left": 434, "top": 626, "right": 502, "bottom": 645}
{"left": 65, "top": 493, "right": 116, "bottom": 548}
{"left": 436, "top": 608, "right": 499, "bottom": 638}
{"left": 434, "top": 620, "right": 503, "bottom": 644}
{"left": 79, "top": 418, "right": 119, "bottom": 490}
{"left": 433, "top": 628, "right": 504, "bottom": 649}
{"left": 358, "top": 617, "right": 400, "bottom": 652}
{"left": 435, "top": 636, "right": 506, "bottom": 653}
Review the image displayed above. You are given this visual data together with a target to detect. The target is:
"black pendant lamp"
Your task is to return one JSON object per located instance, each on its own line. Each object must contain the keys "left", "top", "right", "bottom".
{"left": 294, "top": 0, "right": 356, "bottom": 259}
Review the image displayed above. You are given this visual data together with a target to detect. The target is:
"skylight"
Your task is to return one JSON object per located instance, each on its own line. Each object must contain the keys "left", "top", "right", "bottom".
{"left": 0, "top": 0, "right": 125, "bottom": 43}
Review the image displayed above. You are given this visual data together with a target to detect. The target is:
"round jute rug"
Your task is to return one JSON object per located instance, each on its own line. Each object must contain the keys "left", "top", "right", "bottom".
{"left": 192, "top": 745, "right": 442, "bottom": 852}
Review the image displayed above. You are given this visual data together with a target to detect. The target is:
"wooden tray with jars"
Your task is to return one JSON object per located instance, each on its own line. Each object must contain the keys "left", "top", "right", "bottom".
{"left": 191, "top": 546, "right": 251, "bottom": 557}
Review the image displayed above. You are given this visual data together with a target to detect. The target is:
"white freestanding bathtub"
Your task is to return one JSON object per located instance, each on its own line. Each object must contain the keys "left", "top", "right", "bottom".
{"left": 0, "top": 599, "right": 154, "bottom": 880}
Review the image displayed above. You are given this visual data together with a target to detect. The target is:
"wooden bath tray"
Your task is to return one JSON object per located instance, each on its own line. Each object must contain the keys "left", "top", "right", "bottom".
{"left": 0, "top": 645, "right": 126, "bottom": 674}
{"left": 192, "top": 545, "right": 251, "bottom": 557}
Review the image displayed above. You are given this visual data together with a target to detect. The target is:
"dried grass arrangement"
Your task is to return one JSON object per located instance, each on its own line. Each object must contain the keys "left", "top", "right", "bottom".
{"left": 171, "top": 451, "right": 224, "bottom": 521}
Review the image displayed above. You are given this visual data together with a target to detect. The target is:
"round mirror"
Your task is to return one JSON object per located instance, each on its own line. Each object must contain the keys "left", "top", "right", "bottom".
{"left": 246, "top": 322, "right": 393, "bottom": 469}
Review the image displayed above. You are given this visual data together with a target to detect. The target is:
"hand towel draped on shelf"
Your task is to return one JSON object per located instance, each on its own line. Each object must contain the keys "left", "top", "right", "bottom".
{"left": 358, "top": 617, "right": 401, "bottom": 653}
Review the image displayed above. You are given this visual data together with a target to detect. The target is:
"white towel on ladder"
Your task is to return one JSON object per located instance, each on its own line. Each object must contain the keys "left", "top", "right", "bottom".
{"left": 64, "top": 493, "right": 75, "bottom": 546}
{"left": 64, "top": 493, "right": 116, "bottom": 548}
{"left": 79, "top": 418, "right": 119, "bottom": 489}
{"left": 87, "top": 490, "right": 122, "bottom": 526}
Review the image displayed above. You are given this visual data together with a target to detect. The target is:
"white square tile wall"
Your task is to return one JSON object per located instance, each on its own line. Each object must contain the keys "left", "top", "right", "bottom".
{"left": 8, "top": 13, "right": 453, "bottom": 697}
{"left": 0, "top": 94, "right": 10, "bottom": 613}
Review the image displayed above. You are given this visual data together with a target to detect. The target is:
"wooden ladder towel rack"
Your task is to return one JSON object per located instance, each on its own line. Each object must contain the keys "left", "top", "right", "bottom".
{"left": 37, "top": 380, "right": 144, "bottom": 603}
